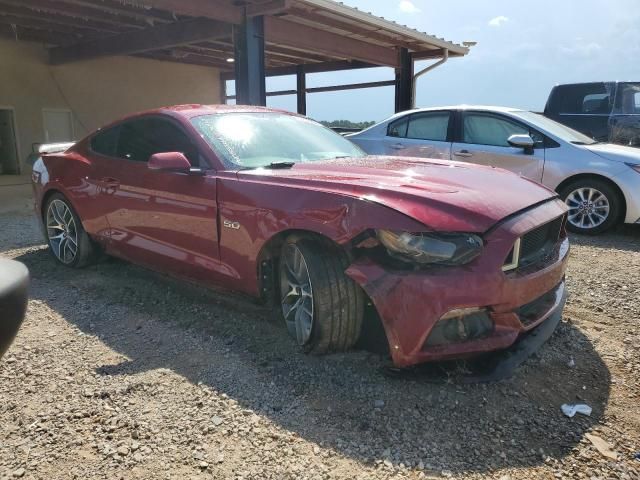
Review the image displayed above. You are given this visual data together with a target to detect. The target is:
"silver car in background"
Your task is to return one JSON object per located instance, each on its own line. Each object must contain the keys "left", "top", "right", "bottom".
{"left": 348, "top": 106, "right": 640, "bottom": 234}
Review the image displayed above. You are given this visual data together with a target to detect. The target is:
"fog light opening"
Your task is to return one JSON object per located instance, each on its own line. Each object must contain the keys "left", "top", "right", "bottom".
{"left": 424, "top": 308, "right": 494, "bottom": 348}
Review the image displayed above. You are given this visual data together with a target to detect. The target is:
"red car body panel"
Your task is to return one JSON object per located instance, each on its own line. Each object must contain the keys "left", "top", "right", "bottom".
{"left": 32, "top": 105, "right": 569, "bottom": 367}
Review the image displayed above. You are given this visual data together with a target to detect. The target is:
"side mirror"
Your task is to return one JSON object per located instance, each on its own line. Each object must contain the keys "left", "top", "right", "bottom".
{"left": 148, "top": 152, "right": 192, "bottom": 173}
{"left": 508, "top": 134, "right": 535, "bottom": 154}
{"left": 0, "top": 259, "right": 29, "bottom": 360}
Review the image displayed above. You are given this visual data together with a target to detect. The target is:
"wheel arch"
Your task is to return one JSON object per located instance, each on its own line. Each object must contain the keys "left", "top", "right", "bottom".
{"left": 256, "top": 228, "right": 347, "bottom": 302}
{"left": 555, "top": 173, "right": 627, "bottom": 221}
{"left": 40, "top": 188, "right": 93, "bottom": 235}
{"left": 41, "top": 188, "right": 65, "bottom": 220}
{"left": 257, "top": 228, "right": 389, "bottom": 354}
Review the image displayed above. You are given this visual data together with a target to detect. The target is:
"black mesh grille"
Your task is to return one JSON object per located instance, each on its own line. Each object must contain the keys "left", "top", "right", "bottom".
{"left": 518, "top": 216, "right": 564, "bottom": 268}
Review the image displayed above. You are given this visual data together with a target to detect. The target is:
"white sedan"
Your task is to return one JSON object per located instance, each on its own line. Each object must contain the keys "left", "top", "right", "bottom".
{"left": 348, "top": 106, "right": 640, "bottom": 234}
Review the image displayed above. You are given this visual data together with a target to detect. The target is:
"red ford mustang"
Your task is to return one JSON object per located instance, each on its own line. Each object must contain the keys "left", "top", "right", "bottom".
{"left": 32, "top": 105, "right": 569, "bottom": 368}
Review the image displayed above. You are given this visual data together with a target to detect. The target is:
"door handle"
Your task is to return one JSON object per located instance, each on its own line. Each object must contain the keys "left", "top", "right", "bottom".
{"left": 390, "top": 143, "right": 405, "bottom": 150}
{"left": 454, "top": 150, "right": 473, "bottom": 158}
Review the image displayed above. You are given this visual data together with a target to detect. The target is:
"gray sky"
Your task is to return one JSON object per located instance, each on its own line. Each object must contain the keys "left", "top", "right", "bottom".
{"left": 263, "top": 0, "right": 639, "bottom": 122}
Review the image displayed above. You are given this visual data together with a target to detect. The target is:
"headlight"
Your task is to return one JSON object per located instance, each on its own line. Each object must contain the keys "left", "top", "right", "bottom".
{"left": 376, "top": 230, "right": 483, "bottom": 266}
{"left": 626, "top": 162, "right": 640, "bottom": 174}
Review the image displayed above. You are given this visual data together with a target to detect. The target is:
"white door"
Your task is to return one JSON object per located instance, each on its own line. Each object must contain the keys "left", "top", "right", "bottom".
{"left": 452, "top": 111, "right": 545, "bottom": 182}
{"left": 381, "top": 111, "right": 453, "bottom": 159}
{"left": 43, "top": 109, "right": 74, "bottom": 143}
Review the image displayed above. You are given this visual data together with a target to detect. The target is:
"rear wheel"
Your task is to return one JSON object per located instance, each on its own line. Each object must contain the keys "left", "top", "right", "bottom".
{"left": 279, "top": 236, "right": 364, "bottom": 354}
{"left": 44, "top": 193, "right": 96, "bottom": 267}
{"left": 559, "top": 179, "right": 621, "bottom": 235}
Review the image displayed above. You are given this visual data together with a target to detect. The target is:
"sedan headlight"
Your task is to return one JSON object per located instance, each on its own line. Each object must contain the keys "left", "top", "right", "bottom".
{"left": 377, "top": 230, "right": 483, "bottom": 266}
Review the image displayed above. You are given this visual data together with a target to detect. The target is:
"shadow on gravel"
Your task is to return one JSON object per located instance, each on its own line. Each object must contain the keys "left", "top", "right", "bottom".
{"left": 569, "top": 224, "right": 640, "bottom": 253}
{"left": 15, "top": 248, "right": 611, "bottom": 474}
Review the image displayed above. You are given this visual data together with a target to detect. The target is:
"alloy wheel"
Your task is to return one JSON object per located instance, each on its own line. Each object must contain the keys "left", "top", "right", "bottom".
{"left": 46, "top": 199, "right": 78, "bottom": 264}
{"left": 565, "top": 187, "right": 610, "bottom": 230}
{"left": 280, "top": 243, "right": 314, "bottom": 345}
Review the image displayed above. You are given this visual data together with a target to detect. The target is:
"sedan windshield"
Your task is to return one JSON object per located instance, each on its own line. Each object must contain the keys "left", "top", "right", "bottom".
{"left": 191, "top": 112, "right": 366, "bottom": 169}
{"left": 512, "top": 111, "right": 598, "bottom": 145}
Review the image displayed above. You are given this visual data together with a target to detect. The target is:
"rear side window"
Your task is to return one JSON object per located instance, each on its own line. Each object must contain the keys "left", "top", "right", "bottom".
{"left": 387, "top": 116, "right": 408, "bottom": 137}
{"left": 549, "top": 83, "right": 614, "bottom": 115}
{"left": 116, "top": 118, "right": 199, "bottom": 165}
{"left": 387, "top": 112, "right": 451, "bottom": 141}
{"left": 406, "top": 112, "right": 451, "bottom": 141}
{"left": 90, "top": 126, "right": 119, "bottom": 157}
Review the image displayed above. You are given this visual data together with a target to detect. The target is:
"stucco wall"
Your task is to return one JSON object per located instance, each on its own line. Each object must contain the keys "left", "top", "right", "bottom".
{"left": 0, "top": 38, "right": 221, "bottom": 173}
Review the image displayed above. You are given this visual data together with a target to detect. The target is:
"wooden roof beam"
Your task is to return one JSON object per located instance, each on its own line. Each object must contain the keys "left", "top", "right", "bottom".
{"left": 49, "top": 17, "right": 232, "bottom": 64}
{"left": 221, "top": 59, "right": 379, "bottom": 81}
{"left": 0, "top": 3, "right": 122, "bottom": 33}
{"left": 264, "top": 16, "right": 399, "bottom": 67}
{"left": 119, "top": 0, "right": 244, "bottom": 25}
{"left": 0, "top": 0, "right": 149, "bottom": 29}
{"left": 56, "top": 0, "right": 175, "bottom": 24}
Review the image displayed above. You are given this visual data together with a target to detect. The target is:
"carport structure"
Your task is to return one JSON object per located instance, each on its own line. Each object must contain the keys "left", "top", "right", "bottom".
{"left": 0, "top": 0, "right": 470, "bottom": 114}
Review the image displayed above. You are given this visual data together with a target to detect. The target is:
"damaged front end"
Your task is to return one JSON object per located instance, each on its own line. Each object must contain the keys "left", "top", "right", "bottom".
{"left": 345, "top": 199, "right": 570, "bottom": 374}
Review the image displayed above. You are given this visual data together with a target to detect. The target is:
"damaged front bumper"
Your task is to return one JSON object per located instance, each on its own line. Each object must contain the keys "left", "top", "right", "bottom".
{"left": 346, "top": 200, "right": 570, "bottom": 368}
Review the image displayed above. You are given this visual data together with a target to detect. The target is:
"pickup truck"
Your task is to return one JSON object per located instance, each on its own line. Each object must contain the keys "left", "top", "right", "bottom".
{"left": 544, "top": 81, "right": 640, "bottom": 146}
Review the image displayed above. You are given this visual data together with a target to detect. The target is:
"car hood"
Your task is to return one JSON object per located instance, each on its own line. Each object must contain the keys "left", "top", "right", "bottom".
{"left": 584, "top": 143, "right": 640, "bottom": 165}
{"left": 239, "top": 156, "right": 557, "bottom": 232}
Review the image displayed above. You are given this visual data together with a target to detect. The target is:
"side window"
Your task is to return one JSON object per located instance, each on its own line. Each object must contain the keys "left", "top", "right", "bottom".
{"left": 147, "top": 118, "right": 200, "bottom": 166}
{"left": 117, "top": 118, "right": 199, "bottom": 165}
{"left": 615, "top": 83, "right": 640, "bottom": 114}
{"left": 582, "top": 93, "right": 611, "bottom": 114}
{"left": 406, "top": 112, "right": 450, "bottom": 141}
{"left": 556, "top": 83, "right": 613, "bottom": 114}
{"left": 387, "top": 116, "right": 408, "bottom": 138}
{"left": 117, "top": 119, "right": 154, "bottom": 162}
{"left": 90, "top": 126, "right": 119, "bottom": 157}
{"left": 462, "top": 114, "right": 530, "bottom": 147}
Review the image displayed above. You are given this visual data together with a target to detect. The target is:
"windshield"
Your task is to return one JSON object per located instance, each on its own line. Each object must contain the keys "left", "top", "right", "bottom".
{"left": 191, "top": 112, "right": 366, "bottom": 169}
{"left": 512, "top": 111, "right": 598, "bottom": 145}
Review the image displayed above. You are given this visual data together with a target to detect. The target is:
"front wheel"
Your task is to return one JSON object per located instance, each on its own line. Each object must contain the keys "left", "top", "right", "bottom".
{"left": 44, "top": 193, "right": 97, "bottom": 267}
{"left": 279, "top": 236, "right": 364, "bottom": 354}
{"left": 559, "top": 179, "right": 621, "bottom": 235}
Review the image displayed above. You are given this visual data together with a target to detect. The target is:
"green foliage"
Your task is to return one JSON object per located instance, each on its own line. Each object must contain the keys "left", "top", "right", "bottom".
{"left": 319, "top": 120, "right": 376, "bottom": 130}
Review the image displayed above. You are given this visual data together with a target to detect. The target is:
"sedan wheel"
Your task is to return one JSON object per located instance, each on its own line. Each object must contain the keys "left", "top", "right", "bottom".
{"left": 46, "top": 199, "right": 79, "bottom": 264}
{"left": 560, "top": 179, "right": 621, "bottom": 235}
{"left": 279, "top": 236, "right": 364, "bottom": 354}
{"left": 565, "top": 187, "right": 610, "bottom": 230}
{"left": 44, "top": 194, "right": 97, "bottom": 268}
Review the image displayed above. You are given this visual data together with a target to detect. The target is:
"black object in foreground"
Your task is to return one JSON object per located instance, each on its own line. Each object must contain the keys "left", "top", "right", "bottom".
{"left": 0, "top": 259, "right": 29, "bottom": 359}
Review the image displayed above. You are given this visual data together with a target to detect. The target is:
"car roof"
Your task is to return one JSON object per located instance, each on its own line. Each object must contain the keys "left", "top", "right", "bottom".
{"left": 402, "top": 105, "right": 525, "bottom": 114}
{"left": 375, "top": 105, "right": 526, "bottom": 125}
{"left": 90, "top": 104, "right": 303, "bottom": 134}
{"left": 120, "top": 104, "right": 302, "bottom": 121}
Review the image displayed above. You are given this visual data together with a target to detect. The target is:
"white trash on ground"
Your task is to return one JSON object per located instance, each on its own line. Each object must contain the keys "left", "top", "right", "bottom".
{"left": 561, "top": 403, "right": 592, "bottom": 418}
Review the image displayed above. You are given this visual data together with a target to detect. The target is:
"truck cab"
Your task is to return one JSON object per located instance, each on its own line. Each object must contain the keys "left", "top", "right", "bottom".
{"left": 544, "top": 82, "right": 640, "bottom": 147}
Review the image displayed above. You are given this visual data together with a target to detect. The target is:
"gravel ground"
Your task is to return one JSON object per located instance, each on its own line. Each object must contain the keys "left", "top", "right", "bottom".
{"left": 0, "top": 211, "right": 639, "bottom": 480}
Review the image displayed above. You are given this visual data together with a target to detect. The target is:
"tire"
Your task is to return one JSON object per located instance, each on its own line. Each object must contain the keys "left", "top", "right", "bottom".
{"left": 559, "top": 179, "right": 621, "bottom": 235}
{"left": 278, "top": 236, "right": 364, "bottom": 354}
{"left": 44, "top": 193, "right": 96, "bottom": 268}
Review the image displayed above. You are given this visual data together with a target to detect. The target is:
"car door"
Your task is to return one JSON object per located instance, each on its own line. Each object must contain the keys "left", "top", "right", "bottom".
{"left": 452, "top": 111, "right": 545, "bottom": 181}
{"left": 91, "top": 116, "right": 222, "bottom": 284}
{"left": 380, "top": 110, "right": 453, "bottom": 159}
